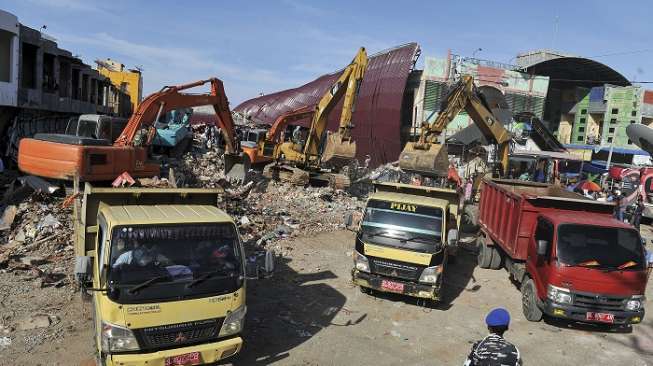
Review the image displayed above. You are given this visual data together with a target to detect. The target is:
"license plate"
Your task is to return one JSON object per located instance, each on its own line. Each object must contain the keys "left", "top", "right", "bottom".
{"left": 381, "top": 279, "right": 404, "bottom": 292}
{"left": 165, "top": 352, "right": 201, "bottom": 366}
{"left": 586, "top": 312, "right": 615, "bottom": 323}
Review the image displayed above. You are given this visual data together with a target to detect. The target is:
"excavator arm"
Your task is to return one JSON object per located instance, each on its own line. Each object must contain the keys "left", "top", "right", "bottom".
{"left": 400, "top": 74, "right": 512, "bottom": 176}
{"left": 266, "top": 107, "right": 314, "bottom": 144}
{"left": 114, "top": 78, "right": 238, "bottom": 154}
{"left": 291, "top": 47, "right": 368, "bottom": 166}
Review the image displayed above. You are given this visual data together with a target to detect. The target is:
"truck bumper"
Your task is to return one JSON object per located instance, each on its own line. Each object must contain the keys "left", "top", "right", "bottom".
{"left": 106, "top": 336, "right": 242, "bottom": 366}
{"left": 352, "top": 269, "right": 440, "bottom": 300}
{"left": 542, "top": 299, "right": 645, "bottom": 325}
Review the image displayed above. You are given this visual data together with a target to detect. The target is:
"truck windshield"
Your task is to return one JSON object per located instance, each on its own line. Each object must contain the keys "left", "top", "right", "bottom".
{"left": 107, "top": 223, "right": 243, "bottom": 303}
{"left": 361, "top": 199, "right": 442, "bottom": 252}
{"left": 557, "top": 225, "right": 645, "bottom": 270}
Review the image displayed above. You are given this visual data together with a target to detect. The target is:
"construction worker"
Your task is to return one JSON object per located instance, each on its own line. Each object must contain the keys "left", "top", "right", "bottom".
{"left": 464, "top": 308, "right": 522, "bottom": 366}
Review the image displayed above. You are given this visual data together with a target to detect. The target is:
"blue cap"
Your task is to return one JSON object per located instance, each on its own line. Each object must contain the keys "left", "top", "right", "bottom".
{"left": 485, "top": 308, "right": 510, "bottom": 327}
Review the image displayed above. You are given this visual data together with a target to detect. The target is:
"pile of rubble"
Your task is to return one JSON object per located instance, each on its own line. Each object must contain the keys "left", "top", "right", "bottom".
{"left": 228, "top": 181, "right": 364, "bottom": 256}
{"left": 0, "top": 191, "right": 74, "bottom": 288}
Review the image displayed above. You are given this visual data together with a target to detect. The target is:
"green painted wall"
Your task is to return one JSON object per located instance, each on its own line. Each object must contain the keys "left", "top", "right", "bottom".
{"left": 602, "top": 86, "right": 643, "bottom": 147}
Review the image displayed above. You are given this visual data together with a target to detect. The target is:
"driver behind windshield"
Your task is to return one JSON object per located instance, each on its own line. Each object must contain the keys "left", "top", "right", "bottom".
{"left": 112, "top": 240, "right": 172, "bottom": 268}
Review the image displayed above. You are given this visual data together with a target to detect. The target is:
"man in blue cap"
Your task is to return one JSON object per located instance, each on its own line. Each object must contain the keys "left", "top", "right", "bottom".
{"left": 464, "top": 307, "right": 522, "bottom": 366}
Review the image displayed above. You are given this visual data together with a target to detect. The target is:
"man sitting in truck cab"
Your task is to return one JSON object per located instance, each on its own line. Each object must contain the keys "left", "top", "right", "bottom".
{"left": 112, "top": 240, "right": 172, "bottom": 268}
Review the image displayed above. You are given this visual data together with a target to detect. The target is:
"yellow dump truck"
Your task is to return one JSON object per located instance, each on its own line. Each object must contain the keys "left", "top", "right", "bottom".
{"left": 349, "top": 181, "right": 460, "bottom": 301}
{"left": 73, "top": 183, "right": 273, "bottom": 366}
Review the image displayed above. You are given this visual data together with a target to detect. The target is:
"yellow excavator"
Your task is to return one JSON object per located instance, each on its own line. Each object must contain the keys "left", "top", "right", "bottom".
{"left": 399, "top": 74, "right": 512, "bottom": 177}
{"left": 263, "top": 47, "right": 368, "bottom": 188}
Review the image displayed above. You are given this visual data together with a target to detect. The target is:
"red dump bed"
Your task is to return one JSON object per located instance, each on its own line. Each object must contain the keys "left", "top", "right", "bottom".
{"left": 478, "top": 179, "right": 615, "bottom": 261}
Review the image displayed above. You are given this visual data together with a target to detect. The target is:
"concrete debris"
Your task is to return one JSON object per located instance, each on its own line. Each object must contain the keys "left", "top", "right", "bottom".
{"left": 0, "top": 336, "right": 11, "bottom": 349}
{"left": 14, "top": 314, "right": 52, "bottom": 331}
{"left": 36, "top": 214, "right": 60, "bottom": 231}
{"left": 0, "top": 205, "right": 17, "bottom": 231}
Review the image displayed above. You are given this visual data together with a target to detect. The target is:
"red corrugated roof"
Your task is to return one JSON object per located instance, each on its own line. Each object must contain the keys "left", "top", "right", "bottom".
{"left": 234, "top": 43, "right": 420, "bottom": 166}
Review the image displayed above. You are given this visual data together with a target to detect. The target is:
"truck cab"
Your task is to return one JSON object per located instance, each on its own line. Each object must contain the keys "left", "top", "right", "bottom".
{"left": 74, "top": 184, "right": 272, "bottom": 365}
{"left": 529, "top": 212, "right": 647, "bottom": 325}
{"left": 350, "top": 182, "right": 459, "bottom": 301}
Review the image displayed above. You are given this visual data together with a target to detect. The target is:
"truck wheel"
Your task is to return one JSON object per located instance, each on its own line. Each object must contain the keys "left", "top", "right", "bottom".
{"left": 521, "top": 278, "right": 543, "bottom": 322}
{"left": 488, "top": 246, "right": 502, "bottom": 270}
{"left": 477, "top": 243, "right": 493, "bottom": 269}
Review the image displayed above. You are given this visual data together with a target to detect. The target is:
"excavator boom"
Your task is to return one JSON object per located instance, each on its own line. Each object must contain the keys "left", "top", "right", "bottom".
{"left": 115, "top": 78, "right": 237, "bottom": 154}
{"left": 277, "top": 47, "right": 368, "bottom": 169}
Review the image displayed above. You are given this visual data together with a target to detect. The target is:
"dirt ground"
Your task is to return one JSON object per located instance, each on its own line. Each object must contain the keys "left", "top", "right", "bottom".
{"left": 1, "top": 229, "right": 652, "bottom": 366}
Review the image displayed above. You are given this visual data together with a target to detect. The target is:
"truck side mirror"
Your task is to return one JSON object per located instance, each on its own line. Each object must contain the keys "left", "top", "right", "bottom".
{"left": 245, "top": 249, "right": 276, "bottom": 280}
{"left": 536, "top": 240, "right": 549, "bottom": 256}
{"left": 447, "top": 229, "right": 459, "bottom": 246}
{"left": 74, "top": 256, "right": 93, "bottom": 287}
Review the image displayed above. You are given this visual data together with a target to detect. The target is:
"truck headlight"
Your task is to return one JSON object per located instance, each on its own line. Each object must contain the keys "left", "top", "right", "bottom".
{"left": 626, "top": 295, "right": 644, "bottom": 311}
{"left": 547, "top": 285, "right": 572, "bottom": 305}
{"left": 418, "top": 266, "right": 442, "bottom": 284}
{"left": 101, "top": 321, "right": 139, "bottom": 353}
{"left": 353, "top": 251, "right": 370, "bottom": 273}
{"left": 219, "top": 306, "right": 247, "bottom": 337}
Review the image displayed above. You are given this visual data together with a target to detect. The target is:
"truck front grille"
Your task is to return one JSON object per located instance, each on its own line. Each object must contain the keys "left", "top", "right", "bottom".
{"left": 370, "top": 257, "right": 421, "bottom": 281}
{"left": 134, "top": 318, "right": 224, "bottom": 351}
{"left": 573, "top": 292, "right": 626, "bottom": 310}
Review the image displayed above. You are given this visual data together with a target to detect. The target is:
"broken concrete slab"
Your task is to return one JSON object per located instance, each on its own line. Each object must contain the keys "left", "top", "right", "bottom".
{"left": 0, "top": 205, "right": 17, "bottom": 231}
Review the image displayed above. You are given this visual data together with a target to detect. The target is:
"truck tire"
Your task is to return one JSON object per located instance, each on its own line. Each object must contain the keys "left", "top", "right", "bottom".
{"left": 477, "top": 242, "right": 493, "bottom": 269}
{"left": 461, "top": 205, "right": 480, "bottom": 233}
{"left": 521, "top": 278, "right": 543, "bottom": 322}
{"left": 488, "top": 246, "right": 502, "bottom": 270}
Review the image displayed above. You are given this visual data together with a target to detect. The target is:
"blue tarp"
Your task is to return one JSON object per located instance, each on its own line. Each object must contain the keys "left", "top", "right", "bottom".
{"left": 583, "top": 162, "right": 608, "bottom": 174}
{"left": 564, "top": 144, "right": 650, "bottom": 157}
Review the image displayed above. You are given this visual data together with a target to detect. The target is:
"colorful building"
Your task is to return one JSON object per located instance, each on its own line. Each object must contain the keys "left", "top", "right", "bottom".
{"left": 412, "top": 53, "right": 550, "bottom": 136}
{"left": 96, "top": 58, "right": 143, "bottom": 109}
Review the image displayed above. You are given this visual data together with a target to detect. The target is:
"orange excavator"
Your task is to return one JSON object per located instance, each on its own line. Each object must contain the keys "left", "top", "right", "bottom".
{"left": 226, "top": 107, "right": 314, "bottom": 175}
{"left": 18, "top": 78, "right": 239, "bottom": 181}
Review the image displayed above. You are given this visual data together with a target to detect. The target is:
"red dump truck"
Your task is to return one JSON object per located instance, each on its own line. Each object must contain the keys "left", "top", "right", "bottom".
{"left": 477, "top": 179, "right": 648, "bottom": 325}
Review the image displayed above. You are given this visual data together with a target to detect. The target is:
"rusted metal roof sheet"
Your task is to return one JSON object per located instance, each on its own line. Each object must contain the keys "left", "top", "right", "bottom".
{"left": 234, "top": 43, "right": 420, "bottom": 166}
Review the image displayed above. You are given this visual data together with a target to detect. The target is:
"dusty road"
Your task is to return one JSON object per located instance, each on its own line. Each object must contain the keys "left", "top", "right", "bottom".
{"left": 2, "top": 230, "right": 652, "bottom": 365}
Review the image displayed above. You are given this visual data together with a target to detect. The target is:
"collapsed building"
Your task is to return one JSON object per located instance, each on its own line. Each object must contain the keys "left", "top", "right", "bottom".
{"left": 0, "top": 9, "right": 135, "bottom": 165}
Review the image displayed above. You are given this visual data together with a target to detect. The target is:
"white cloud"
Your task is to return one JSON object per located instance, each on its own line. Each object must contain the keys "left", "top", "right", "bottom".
{"left": 25, "top": 0, "right": 106, "bottom": 13}
{"left": 53, "top": 32, "right": 304, "bottom": 104}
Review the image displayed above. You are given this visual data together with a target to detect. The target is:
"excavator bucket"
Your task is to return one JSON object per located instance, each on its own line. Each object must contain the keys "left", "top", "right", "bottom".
{"left": 398, "top": 142, "right": 450, "bottom": 176}
{"left": 321, "top": 133, "right": 357, "bottom": 168}
{"left": 224, "top": 153, "right": 248, "bottom": 181}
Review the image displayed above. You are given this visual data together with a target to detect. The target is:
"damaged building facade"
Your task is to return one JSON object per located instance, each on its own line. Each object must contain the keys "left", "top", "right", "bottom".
{"left": 0, "top": 9, "right": 133, "bottom": 165}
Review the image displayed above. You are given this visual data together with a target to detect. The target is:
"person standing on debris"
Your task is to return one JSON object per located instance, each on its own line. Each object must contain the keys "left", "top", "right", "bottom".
{"left": 632, "top": 195, "right": 645, "bottom": 229}
{"left": 464, "top": 308, "right": 522, "bottom": 366}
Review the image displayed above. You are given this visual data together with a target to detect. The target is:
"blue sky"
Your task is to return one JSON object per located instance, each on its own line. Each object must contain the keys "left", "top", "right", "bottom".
{"left": 4, "top": 0, "right": 652, "bottom": 105}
